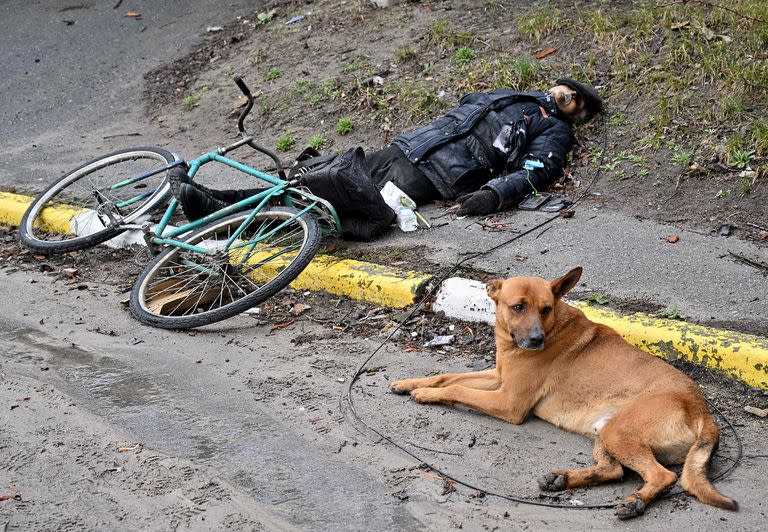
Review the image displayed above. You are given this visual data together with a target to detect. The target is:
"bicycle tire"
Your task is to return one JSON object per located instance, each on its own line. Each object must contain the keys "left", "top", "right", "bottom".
{"left": 19, "top": 146, "right": 180, "bottom": 255}
{"left": 129, "top": 207, "right": 321, "bottom": 329}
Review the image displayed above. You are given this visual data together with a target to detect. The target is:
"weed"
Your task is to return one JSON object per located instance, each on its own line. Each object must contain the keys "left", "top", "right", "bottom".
{"left": 336, "top": 117, "right": 353, "bottom": 135}
{"left": 265, "top": 67, "right": 282, "bottom": 81}
{"left": 308, "top": 134, "right": 326, "bottom": 150}
{"left": 716, "top": 188, "right": 728, "bottom": 199}
{"left": 342, "top": 57, "right": 365, "bottom": 73}
{"left": 257, "top": 9, "right": 276, "bottom": 24}
{"left": 730, "top": 148, "right": 755, "bottom": 169}
{"left": 396, "top": 82, "right": 446, "bottom": 120}
{"left": 672, "top": 149, "right": 696, "bottom": 167}
{"left": 395, "top": 45, "right": 416, "bottom": 62}
{"left": 657, "top": 309, "right": 686, "bottom": 320}
{"left": 722, "top": 96, "right": 746, "bottom": 119}
{"left": 455, "top": 47, "right": 475, "bottom": 66}
{"left": 742, "top": 175, "right": 753, "bottom": 195}
{"left": 225, "top": 66, "right": 235, "bottom": 78}
{"left": 428, "top": 19, "right": 471, "bottom": 48}
{"left": 294, "top": 77, "right": 338, "bottom": 108}
{"left": 587, "top": 293, "right": 608, "bottom": 305}
{"left": 588, "top": 147, "right": 604, "bottom": 164}
{"left": 638, "top": 168, "right": 650, "bottom": 178}
{"left": 275, "top": 134, "right": 295, "bottom": 152}
{"left": 748, "top": 121, "right": 768, "bottom": 157}
{"left": 182, "top": 94, "right": 200, "bottom": 108}
{"left": 608, "top": 113, "right": 628, "bottom": 127}
{"left": 517, "top": 6, "right": 567, "bottom": 40}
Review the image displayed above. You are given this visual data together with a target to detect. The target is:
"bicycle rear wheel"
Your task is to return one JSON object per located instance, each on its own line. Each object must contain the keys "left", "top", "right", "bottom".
{"left": 19, "top": 147, "right": 180, "bottom": 255}
{"left": 130, "top": 207, "right": 321, "bottom": 329}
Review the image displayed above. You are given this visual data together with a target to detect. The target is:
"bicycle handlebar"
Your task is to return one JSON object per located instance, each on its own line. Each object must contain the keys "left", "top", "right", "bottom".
{"left": 232, "top": 75, "right": 286, "bottom": 178}
{"left": 233, "top": 75, "right": 254, "bottom": 136}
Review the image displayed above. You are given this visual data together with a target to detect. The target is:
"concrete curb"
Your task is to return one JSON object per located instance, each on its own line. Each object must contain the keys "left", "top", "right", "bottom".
{"left": 3, "top": 191, "right": 766, "bottom": 389}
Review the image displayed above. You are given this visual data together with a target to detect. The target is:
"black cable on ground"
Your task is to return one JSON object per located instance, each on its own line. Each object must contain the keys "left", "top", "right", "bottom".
{"left": 341, "top": 110, "right": 743, "bottom": 510}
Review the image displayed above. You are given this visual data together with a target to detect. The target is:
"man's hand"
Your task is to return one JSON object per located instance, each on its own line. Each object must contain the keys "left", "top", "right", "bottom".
{"left": 455, "top": 189, "right": 499, "bottom": 216}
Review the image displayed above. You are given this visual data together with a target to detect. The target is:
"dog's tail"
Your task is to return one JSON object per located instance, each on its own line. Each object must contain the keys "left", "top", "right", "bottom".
{"left": 680, "top": 416, "right": 738, "bottom": 511}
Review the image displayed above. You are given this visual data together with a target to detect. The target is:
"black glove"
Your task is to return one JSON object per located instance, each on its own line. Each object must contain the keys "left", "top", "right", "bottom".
{"left": 455, "top": 189, "right": 499, "bottom": 216}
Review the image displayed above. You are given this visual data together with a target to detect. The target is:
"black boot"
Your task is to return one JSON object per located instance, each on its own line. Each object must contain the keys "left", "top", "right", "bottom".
{"left": 168, "top": 167, "right": 266, "bottom": 204}
{"left": 176, "top": 183, "right": 229, "bottom": 221}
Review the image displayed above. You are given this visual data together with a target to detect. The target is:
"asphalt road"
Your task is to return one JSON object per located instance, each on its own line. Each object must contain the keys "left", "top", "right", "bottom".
{"left": 0, "top": 0, "right": 260, "bottom": 185}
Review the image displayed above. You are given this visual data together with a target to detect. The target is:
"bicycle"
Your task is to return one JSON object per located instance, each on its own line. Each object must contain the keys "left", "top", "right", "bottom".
{"left": 19, "top": 76, "right": 341, "bottom": 329}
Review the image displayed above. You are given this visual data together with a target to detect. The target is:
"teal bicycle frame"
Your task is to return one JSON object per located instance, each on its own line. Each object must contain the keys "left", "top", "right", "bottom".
{"left": 161, "top": 152, "right": 337, "bottom": 261}
{"left": 103, "top": 76, "right": 340, "bottom": 265}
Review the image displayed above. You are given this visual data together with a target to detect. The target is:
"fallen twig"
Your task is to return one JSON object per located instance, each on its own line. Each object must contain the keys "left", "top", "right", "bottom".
{"left": 270, "top": 319, "right": 295, "bottom": 332}
{"left": 745, "top": 222, "right": 768, "bottom": 232}
{"left": 103, "top": 132, "right": 141, "bottom": 139}
{"left": 728, "top": 250, "right": 768, "bottom": 274}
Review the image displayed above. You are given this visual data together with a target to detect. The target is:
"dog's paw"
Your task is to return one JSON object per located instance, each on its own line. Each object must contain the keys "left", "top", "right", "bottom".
{"left": 410, "top": 387, "right": 443, "bottom": 404}
{"left": 389, "top": 380, "right": 414, "bottom": 394}
{"left": 537, "top": 472, "right": 566, "bottom": 492}
{"left": 615, "top": 494, "right": 645, "bottom": 520}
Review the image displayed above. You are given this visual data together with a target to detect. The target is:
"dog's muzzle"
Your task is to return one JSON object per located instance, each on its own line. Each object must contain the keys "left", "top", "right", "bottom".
{"left": 515, "top": 332, "right": 545, "bottom": 351}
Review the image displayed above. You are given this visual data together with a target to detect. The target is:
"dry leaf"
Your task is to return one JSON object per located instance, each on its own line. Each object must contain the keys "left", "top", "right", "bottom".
{"left": 666, "top": 234, "right": 680, "bottom": 244}
{"left": 289, "top": 304, "right": 311, "bottom": 316}
{"left": 533, "top": 47, "right": 557, "bottom": 59}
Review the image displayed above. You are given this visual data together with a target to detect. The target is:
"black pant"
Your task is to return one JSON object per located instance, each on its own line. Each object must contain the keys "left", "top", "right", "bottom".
{"left": 207, "top": 145, "right": 440, "bottom": 206}
{"left": 365, "top": 145, "right": 441, "bottom": 205}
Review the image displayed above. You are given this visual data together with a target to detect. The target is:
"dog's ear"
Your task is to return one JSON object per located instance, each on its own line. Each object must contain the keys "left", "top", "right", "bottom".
{"left": 550, "top": 267, "right": 582, "bottom": 299}
{"left": 486, "top": 279, "right": 503, "bottom": 302}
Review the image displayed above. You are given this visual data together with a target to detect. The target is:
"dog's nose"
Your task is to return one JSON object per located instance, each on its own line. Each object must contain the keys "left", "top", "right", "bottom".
{"left": 527, "top": 333, "right": 545, "bottom": 348}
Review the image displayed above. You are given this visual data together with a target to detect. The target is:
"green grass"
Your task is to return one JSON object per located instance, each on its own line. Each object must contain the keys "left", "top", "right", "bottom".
{"left": 308, "top": 134, "right": 326, "bottom": 150}
{"left": 730, "top": 148, "right": 755, "bottom": 169}
{"left": 336, "top": 118, "right": 353, "bottom": 136}
{"left": 395, "top": 45, "right": 416, "bottom": 62}
{"left": 428, "top": 19, "right": 472, "bottom": 48}
{"left": 275, "top": 134, "right": 295, "bottom": 152}
{"left": 455, "top": 47, "right": 475, "bottom": 66}
{"left": 182, "top": 94, "right": 200, "bottom": 108}
{"left": 265, "top": 67, "right": 282, "bottom": 81}
{"left": 294, "top": 77, "right": 338, "bottom": 107}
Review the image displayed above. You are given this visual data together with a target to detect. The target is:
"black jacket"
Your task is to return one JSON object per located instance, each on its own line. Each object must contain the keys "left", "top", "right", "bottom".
{"left": 393, "top": 90, "right": 573, "bottom": 209}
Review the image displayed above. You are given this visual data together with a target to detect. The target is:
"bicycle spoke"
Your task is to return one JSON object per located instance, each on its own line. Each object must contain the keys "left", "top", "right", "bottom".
{"left": 138, "top": 209, "right": 315, "bottom": 319}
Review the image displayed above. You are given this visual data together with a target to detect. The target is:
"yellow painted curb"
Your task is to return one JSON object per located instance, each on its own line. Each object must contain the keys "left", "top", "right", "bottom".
{"left": 288, "top": 255, "right": 433, "bottom": 308}
{"left": 574, "top": 302, "right": 768, "bottom": 389}
{"left": 0, "top": 191, "right": 84, "bottom": 234}
{"left": 0, "top": 192, "right": 33, "bottom": 227}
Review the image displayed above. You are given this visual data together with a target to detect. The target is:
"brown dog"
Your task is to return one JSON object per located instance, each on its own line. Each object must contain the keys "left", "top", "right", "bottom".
{"left": 390, "top": 267, "right": 737, "bottom": 519}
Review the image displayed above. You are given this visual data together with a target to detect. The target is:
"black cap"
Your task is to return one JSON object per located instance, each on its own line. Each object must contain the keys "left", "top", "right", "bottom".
{"left": 555, "top": 78, "right": 602, "bottom": 120}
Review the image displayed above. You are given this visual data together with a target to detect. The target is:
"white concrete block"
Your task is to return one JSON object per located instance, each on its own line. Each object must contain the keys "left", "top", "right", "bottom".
{"left": 433, "top": 277, "right": 495, "bottom": 324}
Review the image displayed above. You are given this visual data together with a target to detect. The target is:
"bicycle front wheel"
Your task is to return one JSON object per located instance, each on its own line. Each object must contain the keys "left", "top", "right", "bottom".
{"left": 19, "top": 147, "right": 180, "bottom": 255}
{"left": 130, "top": 207, "right": 321, "bottom": 329}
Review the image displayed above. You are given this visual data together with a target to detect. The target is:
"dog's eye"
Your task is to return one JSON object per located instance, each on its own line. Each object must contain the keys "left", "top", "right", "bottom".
{"left": 512, "top": 303, "right": 525, "bottom": 312}
{"left": 541, "top": 306, "right": 552, "bottom": 315}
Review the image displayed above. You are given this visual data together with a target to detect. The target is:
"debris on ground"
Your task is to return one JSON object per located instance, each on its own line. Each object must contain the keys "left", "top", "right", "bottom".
{"left": 423, "top": 335, "right": 455, "bottom": 348}
{"left": 743, "top": 405, "right": 767, "bottom": 418}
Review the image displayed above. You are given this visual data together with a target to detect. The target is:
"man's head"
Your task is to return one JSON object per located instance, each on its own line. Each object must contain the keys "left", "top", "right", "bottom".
{"left": 549, "top": 78, "right": 602, "bottom": 123}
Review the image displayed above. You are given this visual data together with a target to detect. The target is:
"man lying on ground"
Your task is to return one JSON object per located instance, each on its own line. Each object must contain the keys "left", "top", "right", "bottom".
{"left": 171, "top": 77, "right": 602, "bottom": 239}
